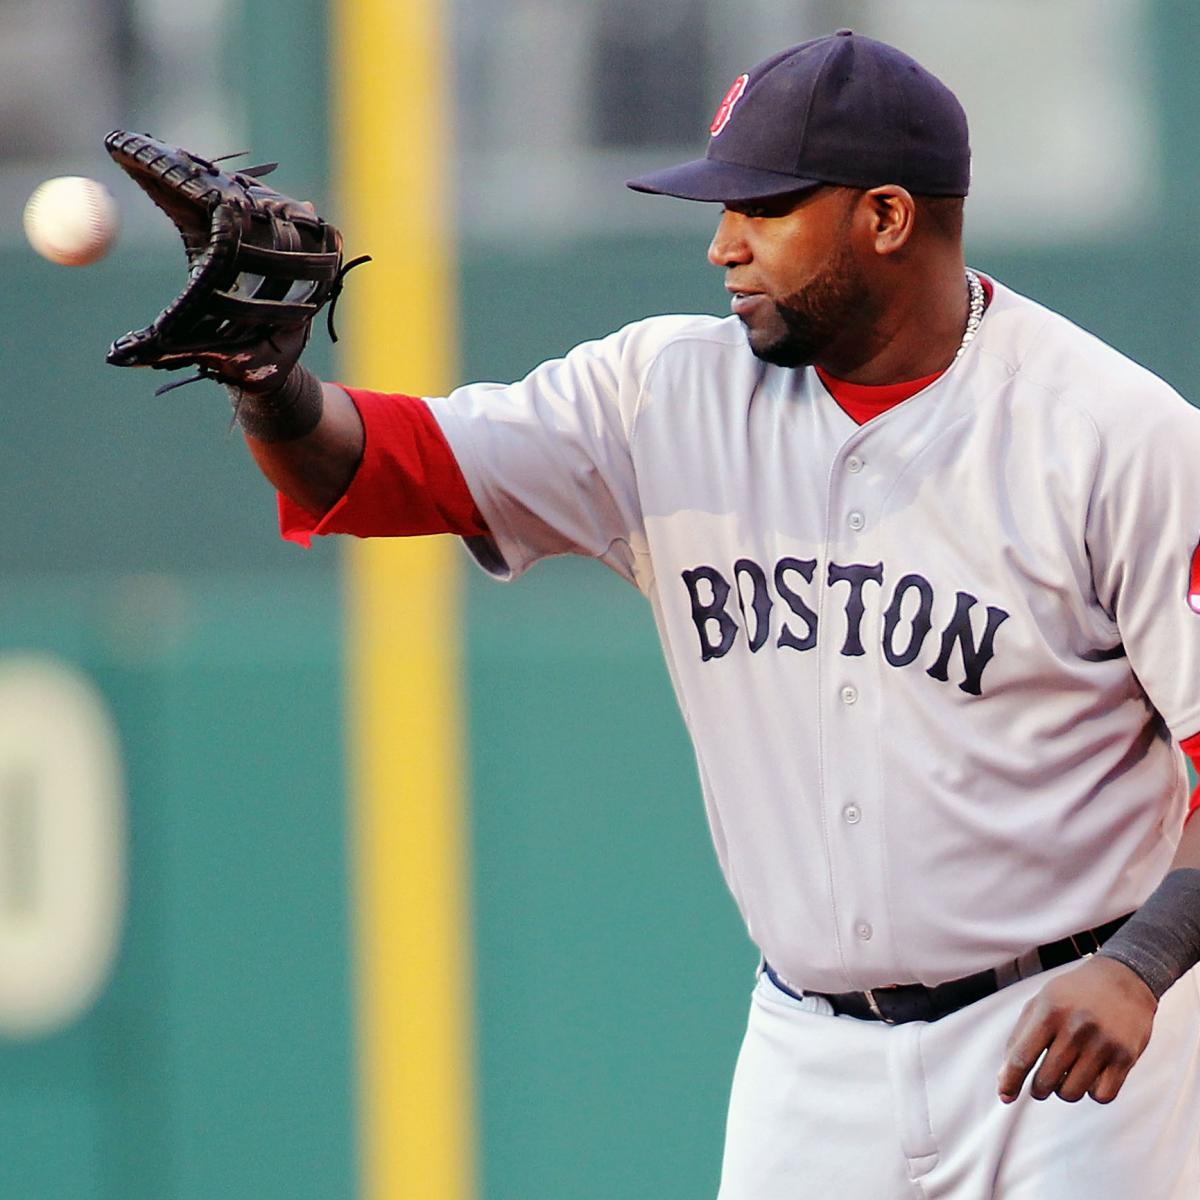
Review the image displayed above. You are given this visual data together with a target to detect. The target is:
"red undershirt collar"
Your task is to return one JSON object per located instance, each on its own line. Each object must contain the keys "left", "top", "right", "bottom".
{"left": 816, "top": 275, "right": 994, "bottom": 426}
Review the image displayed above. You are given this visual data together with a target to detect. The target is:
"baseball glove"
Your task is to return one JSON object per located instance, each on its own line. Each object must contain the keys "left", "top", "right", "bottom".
{"left": 103, "top": 129, "right": 367, "bottom": 395}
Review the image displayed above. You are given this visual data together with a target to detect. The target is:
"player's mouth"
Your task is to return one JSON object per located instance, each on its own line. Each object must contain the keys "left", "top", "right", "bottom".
{"left": 728, "top": 288, "right": 766, "bottom": 317}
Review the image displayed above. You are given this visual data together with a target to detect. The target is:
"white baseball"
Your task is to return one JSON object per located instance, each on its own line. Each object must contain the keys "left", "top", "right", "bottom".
{"left": 23, "top": 177, "right": 119, "bottom": 267}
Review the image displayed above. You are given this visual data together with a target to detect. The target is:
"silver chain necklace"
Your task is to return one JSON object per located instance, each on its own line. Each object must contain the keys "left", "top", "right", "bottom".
{"left": 954, "top": 269, "right": 985, "bottom": 361}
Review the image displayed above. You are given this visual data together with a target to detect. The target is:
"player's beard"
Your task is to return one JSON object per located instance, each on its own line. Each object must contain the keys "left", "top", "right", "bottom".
{"left": 744, "top": 239, "right": 872, "bottom": 370}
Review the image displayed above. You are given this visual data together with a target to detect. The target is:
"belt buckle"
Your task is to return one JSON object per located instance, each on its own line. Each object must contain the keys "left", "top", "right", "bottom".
{"left": 864, "top": 986, "right": 899, "bottom": 1024}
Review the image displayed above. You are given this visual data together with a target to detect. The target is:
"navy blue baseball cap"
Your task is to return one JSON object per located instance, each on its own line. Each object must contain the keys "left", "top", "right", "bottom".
{"left": 627, "top": 30, "right": 970, "bottom": 202}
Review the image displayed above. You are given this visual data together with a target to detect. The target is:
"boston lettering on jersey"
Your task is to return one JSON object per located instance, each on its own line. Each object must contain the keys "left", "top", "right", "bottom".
{"left": 681, "top": 557, "right": 1010, "bottom": 696}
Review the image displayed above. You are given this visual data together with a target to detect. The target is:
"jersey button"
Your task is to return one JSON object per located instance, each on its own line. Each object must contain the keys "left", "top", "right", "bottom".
{"left": 840, "top": 685, "right": 858, "bottom": 705}
{"left": 846, "top": 455, "right": 864, "bottom": 473}
{"left": 848, "top": 511, "right": 865, "bottom": 531}
{"left": 843, "top": 804, "right": 861, "bottom": 825}
{"left": 856, "top": 922, "right": 874, "bottom": 941}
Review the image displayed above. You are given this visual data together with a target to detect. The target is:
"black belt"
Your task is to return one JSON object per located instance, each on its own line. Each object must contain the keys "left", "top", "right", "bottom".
{"left": 763, "top": 913, "right": 1132, "bottom": 1025}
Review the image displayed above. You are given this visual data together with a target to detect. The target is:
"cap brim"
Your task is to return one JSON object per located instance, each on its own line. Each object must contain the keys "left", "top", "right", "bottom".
{"left": 626, "top": 156, "right": 825, "bottom": 203}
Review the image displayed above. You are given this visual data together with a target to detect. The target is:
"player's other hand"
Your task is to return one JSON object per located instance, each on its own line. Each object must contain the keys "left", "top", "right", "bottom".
{"left": 997, "top": 956, "right": 1157, "bottom": 1105}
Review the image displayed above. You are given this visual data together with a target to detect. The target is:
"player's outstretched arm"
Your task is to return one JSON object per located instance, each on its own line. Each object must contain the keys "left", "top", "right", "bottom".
{"left": 997, "top": 815, "right": 1200, "bottom": 1106}
{"left": 240, "top": 377, "right": 366, "bottom": 518}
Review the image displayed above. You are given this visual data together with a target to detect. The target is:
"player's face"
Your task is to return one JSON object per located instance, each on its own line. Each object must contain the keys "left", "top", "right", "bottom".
{"left": 709, "top": 187, "right": 871, "bottom": 368}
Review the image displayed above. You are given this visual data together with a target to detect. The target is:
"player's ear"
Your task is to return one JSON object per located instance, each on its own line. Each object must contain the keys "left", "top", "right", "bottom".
{"left": 862, "top": 186, "right": 915, "bottom": 255}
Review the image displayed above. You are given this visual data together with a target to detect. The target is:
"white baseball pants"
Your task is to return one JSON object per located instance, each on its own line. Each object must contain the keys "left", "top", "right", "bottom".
{"left": 718, "top": 963, "right": 1200, "bottom": 1199}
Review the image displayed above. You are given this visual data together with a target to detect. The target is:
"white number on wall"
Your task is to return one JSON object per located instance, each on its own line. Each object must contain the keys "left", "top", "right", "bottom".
{"left": 0, "top": 656, "right": 126, "bottom": 1038}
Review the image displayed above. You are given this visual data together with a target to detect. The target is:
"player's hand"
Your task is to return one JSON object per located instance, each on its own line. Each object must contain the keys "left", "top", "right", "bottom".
{"left": 996, "top": 955, "right": 1157, "bottom": 1105}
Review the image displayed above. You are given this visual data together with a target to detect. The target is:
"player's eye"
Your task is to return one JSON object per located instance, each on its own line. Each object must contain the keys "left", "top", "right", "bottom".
{"left": 726, "top": 196, "right": 795, "bottom": 220}
{"left": 727, "top": 201, "right": 772, "bottom": 219}
{"left": 725, "top": 188, "right": 827, "bottom": 220}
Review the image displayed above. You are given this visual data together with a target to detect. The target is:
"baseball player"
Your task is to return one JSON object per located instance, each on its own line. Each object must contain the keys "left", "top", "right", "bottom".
{"left": 110, "top": 30, "right": 1200, "bottom": 1200}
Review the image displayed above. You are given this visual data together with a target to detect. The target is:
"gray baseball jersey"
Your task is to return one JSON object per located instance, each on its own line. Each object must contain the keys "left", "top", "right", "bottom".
{"left": 426, "top": 277, "right": 1200, "bottom": 995}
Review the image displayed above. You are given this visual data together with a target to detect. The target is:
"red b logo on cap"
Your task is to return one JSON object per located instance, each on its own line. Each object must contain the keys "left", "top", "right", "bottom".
{"left": 710, "top": 74, "right": 749, "bottom": 137}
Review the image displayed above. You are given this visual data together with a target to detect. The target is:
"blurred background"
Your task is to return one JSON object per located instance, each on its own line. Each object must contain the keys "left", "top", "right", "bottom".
{"left": 0, "top": 1, "right": 1196, "bottom": 1197}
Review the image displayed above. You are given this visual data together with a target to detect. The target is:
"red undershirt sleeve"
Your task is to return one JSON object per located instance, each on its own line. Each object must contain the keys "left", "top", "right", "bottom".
{"left": 1179, "top": 731, "right": 1200, "bottom": 823}
{"left": 278, "top": 387, "right": 489, "bottom": 547}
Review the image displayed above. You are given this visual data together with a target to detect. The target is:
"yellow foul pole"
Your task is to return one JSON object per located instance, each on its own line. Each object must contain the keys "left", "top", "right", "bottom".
{"left": 332, "top": 1, "right": 474, "bottom": 1198}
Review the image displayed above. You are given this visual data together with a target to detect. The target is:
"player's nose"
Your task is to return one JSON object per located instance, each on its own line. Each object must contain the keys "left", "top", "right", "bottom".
{"left": 707, "top": 211, "right": 751, "bottom": 268}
